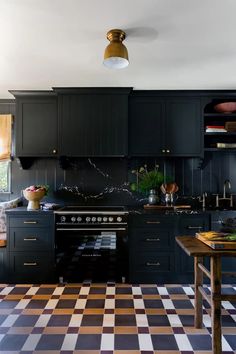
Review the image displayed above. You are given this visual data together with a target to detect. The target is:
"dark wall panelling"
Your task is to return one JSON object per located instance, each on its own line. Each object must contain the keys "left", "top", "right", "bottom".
{"left": 1, "top": 100, "right": 236, "bottom": 206}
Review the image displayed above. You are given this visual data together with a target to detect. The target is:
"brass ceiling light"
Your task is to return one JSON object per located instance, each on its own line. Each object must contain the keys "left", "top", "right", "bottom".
{"left": 103, "top": 29, "right": 129, "bottom": 69}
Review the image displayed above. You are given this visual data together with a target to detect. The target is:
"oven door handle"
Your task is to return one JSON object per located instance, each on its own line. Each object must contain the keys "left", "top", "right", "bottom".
{"left": 56, "top": 228, "right": 127, "bottom": 231}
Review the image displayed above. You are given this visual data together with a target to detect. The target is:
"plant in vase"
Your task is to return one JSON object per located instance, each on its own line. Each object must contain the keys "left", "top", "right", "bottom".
{"left": 23, "top": 185, "right": 49, "bottom": 210}
{"left": 130, "top": 165, "right": 165, "bottom": 204}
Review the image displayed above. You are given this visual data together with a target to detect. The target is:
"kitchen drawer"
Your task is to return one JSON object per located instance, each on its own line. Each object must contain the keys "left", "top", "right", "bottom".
{"left": 130, "top": 252, "right": 174, "bottom": 273}
{"left": 179, "top": 215, "right": 209, "bottom": 235}
{"left": 129, "top": 251, "right": 175, "bottom": 283}
{"left": 129, "top": 214, "right": 177, "bottom": 228}
{"left": 9, "top": 252, "right": 55, "bottom": 283}
{"left": 9, "top": 228, "right": 53, "bottom": 251}
{"left": 9, "top": 215, "right": 52, "bottom": 228}
{"left": 129, "top": 228, "right": 173, "bottom": 251}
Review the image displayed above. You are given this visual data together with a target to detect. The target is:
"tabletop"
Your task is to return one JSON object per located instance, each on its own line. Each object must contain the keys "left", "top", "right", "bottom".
{"left": 176, "top": 236, "right": 236, "bottom": 257}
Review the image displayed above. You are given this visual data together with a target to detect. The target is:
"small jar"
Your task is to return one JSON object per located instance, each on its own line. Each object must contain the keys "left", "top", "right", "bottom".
{"left": 148, "top": 189, "right": 158, "bottom": 205}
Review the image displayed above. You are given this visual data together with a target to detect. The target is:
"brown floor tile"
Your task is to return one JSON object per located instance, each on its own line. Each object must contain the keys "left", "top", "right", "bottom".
{"left": 114, "top": 351, "right": 140, "bottom": 354}
{"left": 43, "top": 326, "right": 68, "bottom": 334}
{"left": 22, "top": 309, "right": 43, "bottom": 315}
{"left": 114, "top": 326, "right": 138, "bottom": 334}
{"left": 79, "top": 326, "right": 103, "bottom": 334}
{"left": 149, "top": 326, "right": 173, "bottom": 334}
{"left": 115, "top": 294, "right": 134, "bottom": 299}
{"left": 145, "top": 309, "right": 166, "bottom": 315}
{"left": 87, "top": 294, "right": 106, "bottom": 299}
{"left": 115, "top": 308, "right": 135, "bottom": 314}
{"left": 154, "top": 351, "right": 180, "bottom": 354}
{"left": 142, "top": 295, "right": 161, "bottom": 299}
{"left": 83, "top": 309, "right": 104, "bottom": 315}
{"left": 60, "top": 294, "right": 80, "bottom": 299}
{"left": 176, "top": 309, "right": 195, "bottom": 315}
{"left": 5, "top": 295, "right": 25, "bottom": 300}
{"left": 52, "top": 309, "right": 74, "bottom": 315}
{"left": 7, "top": 326, "right": 33, "bottom": 334}
{"left": 74, "top": 351, "right": 100, "bottom": 354}
{"left": 184, "top": 326, "right": 209, "bottom": 334}
{"left": 32, "top": 295, "right": 52, "bottom": 300}
{"left": 222, "top": 327, "right": 236, "bottom": 334}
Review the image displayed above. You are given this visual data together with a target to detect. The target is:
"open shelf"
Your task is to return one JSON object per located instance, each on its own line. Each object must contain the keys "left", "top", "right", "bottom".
{"left": 204, "top": 100, "right": 236, "bottom": 151}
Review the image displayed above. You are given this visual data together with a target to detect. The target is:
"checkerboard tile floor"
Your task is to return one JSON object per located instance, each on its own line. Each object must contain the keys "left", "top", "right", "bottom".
{"left": 0, "top": 283, "right": 235, "bottom": 353}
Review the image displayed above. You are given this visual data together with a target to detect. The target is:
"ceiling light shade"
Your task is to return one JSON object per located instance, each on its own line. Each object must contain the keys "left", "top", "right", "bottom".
{"left": 103, "top": 29, "right": 129, "bottom": 69}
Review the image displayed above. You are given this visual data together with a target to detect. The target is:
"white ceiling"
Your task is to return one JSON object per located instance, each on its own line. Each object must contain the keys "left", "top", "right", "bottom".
{"left": 1, "top": 0, "right": 236, "bottom": 98}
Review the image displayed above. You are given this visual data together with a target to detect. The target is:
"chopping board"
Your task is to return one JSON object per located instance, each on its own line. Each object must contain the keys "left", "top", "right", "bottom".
{"left": 144, "top": 204, "right": 191, "bottom": 210}
{"left": 196, "top": 232, "right": 236, "bottom": 250}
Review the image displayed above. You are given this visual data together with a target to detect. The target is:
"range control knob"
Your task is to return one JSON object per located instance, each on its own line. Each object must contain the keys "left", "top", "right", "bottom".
{"left": 77, "top": 216, "right": 82, "bottom": 223}
{"left": 117, "top": 216, "right": 122, "bottom": 222}
{"left": 71, "top": 216, "right": 76, "bottom": 222}
{"left": 86, "top": 217, "right": 91, "bottom": 223}
{"left": 92, "top": 217, "right": 96, "bottom": 222}
{"left": 60, "top": 216, "right": 66, "bottom": 223}
{"left": 97, "top": 217, "right": 102, "bottom": 222}
{"left": 109, "top": 216, "right": 114, "bottom": 222}
{"left": 103, "top": 216, "right": 108, "bottom": 222}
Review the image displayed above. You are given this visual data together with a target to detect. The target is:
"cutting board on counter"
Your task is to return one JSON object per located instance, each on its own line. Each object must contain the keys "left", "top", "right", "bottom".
{"left": 144, "top": 204, "right": 191, "bottom": 210}
{"left": 196, "top": 232, "right": 236, "bottom": 250}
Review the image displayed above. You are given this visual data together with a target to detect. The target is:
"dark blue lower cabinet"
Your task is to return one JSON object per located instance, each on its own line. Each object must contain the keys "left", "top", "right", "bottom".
{"left": 129, "top": 213, "right": 211, "bottom": 284}
{"left": 0, "top": 248, "right": 7, "bottom": 282}
{"left": 6, "top": 211, "right": 56, "bottom": 284}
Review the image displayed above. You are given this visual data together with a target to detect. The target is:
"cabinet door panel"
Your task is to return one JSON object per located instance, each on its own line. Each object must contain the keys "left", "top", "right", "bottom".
{"left": 9, "top": 252, "right": 54, "bottom": 283}
{"left": 16, "top": 99, "right": 57, "bottom": 156}
{"left": 178, "top": 215, "right": 209, "bottom": 274}
{"left": 59, "top": 94, "right": 128, "bottom": 156}
{"left": 9, "top": 215, "right": 52, "bottom": 228}
{"left": 165, "top": 98, "right": 203, "bottom": 156}
{"left": 130, "top": 229, "right": 174, "bottom": 251}
{"left": 0, "top": 249, "right": 7, "bottom": 282}
{"left": 9, "top": 228, "right": 52, "bottom": 251}
{"left": 129, "top": 97, "right": 164, "bottom": 155}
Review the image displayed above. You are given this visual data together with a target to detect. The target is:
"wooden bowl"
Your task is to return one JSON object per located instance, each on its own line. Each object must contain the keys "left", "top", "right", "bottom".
{"left": 214, "top": 102, "right": 236, "bottom": 113}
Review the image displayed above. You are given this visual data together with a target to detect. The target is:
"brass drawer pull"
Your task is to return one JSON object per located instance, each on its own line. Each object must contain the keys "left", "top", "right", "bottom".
{"left": 24, "top": 238, "right": 37, "bottom": 241}
{"left": 23, "top": 221, "right": 38, "bottom": 224}
{"left": 146, "top": 221, "right": 161, "bottom": 224}
{"left": 23, "top": 262, "right": 37, "bottom": 266}
{"left": 146, "top": 238, "right": 160, "bottom": 242}
{"left": 187, "top": 226, "right": 203, "bottom": 229}
{"left": 146, "top": 262, "right": 160, "bottom": 266}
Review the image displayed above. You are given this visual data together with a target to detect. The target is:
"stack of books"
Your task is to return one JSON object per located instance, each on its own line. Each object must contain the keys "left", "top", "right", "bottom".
{"left": 205, "top": 125, "right": 227, "bottom": 132}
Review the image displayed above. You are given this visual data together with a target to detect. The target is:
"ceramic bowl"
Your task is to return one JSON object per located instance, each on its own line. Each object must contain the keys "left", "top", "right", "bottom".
{"left": 214, "top": 102, "right": 236, "bottom": 113}
{"left": 23, "top": 189, "right": 45, "bottom": 210}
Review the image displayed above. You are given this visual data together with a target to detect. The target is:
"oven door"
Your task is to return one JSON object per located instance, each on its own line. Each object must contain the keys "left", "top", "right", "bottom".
{"left": 55, "top": 226, "right": 128, "bottom": 283}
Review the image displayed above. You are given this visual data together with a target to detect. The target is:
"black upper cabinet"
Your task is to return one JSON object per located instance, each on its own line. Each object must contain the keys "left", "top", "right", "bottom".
{"left": 165, "top": 98, "right": 202, "bottom": 156}
{"left": 129, "top": 96, "right": 164, "bottom": 156}
{"left": 55, "top": 88, "right": 132, "bottom": 157}
{"left": 9, "top": 91, "right": 58, "bottom": 157}
{"left": 129, "top": 93, "right": 203, "bottom": 157}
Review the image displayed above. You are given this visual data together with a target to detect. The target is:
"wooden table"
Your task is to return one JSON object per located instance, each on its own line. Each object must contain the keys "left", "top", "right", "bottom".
{"left": 176, "top": 236, "right": 236, "bottom": 354}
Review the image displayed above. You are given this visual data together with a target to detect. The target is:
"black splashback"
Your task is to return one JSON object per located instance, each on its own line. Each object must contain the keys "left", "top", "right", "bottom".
{"left": 1, "top": 153, "right": 235, "bottom": 207}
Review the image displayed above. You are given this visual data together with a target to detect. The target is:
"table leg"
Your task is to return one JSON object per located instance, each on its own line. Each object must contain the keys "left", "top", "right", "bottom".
{"left": 194, "top": 256, "right": 203, "bottom": 328}
{"left": 210, "top": 255, "right": 222, "bottom": 354}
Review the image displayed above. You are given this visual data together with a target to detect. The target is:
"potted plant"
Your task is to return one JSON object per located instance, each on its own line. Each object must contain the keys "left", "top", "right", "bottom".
{"left": 130, "top": 165, "right": 165, "bottom": 204}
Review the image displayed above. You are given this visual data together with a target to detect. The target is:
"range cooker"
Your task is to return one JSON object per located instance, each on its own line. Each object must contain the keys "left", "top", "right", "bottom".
{"left": 54, "top": 206, "right": 128, "bottom": 283}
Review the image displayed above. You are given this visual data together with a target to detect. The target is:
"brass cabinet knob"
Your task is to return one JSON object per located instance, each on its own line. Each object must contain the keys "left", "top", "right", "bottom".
{"left": 52, "top": 149, "right": 57, "bottom": 154}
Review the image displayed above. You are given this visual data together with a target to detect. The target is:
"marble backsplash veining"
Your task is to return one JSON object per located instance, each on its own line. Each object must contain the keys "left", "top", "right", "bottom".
{"left": 1, "top": 152, "right": 235, "bottom": 206}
